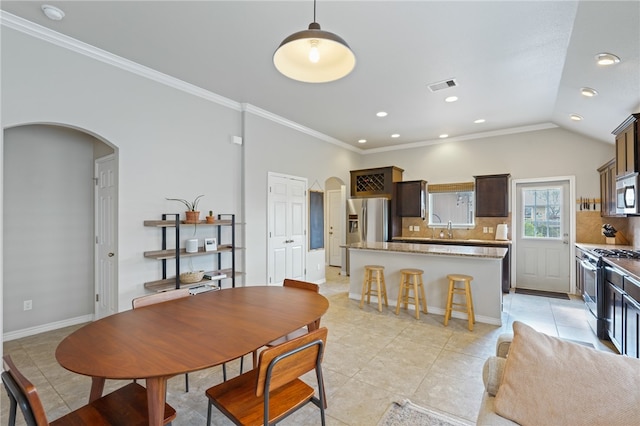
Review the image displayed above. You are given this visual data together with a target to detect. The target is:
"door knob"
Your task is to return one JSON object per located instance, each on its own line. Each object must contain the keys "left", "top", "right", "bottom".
{"left": 108, "top": 252, "right": 115, "bottom": 257}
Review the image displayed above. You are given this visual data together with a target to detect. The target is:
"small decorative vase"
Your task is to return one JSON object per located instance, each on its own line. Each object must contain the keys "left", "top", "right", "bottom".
{"left": 184, "top": 211, "right": 200, "bottom": 224}
{"left": 206, "top": 216, "right": 215, "bottom": 224}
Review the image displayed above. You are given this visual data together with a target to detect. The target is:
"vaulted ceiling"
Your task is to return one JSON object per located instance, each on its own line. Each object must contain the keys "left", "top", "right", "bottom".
{"left": 2, "top": 1, "right": 639, "bottom": 151}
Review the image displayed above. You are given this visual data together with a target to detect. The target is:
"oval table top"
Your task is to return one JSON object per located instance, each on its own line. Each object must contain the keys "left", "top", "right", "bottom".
{"left": 56, "top": 286, "right": 329, "bottom": 380}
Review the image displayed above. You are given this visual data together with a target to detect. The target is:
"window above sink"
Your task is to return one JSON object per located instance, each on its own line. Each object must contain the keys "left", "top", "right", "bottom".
{"left": 428, "top": 182, "right": 475, "bottom": 228}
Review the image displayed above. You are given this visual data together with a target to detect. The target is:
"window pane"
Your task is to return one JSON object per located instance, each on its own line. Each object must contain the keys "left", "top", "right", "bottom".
{"left": 429, "top": 191, "right": 474, "bottom": 227}
{"left": 522, "top": 187, "right": 562, "bottom": 239}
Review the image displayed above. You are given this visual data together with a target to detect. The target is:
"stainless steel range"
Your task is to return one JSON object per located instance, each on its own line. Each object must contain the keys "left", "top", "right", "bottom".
{"left": 579, "top": 247, "right": 640, "bottom": 339}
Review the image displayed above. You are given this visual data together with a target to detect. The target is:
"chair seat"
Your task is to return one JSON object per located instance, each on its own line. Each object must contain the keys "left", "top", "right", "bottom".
{"left": 206, "top": 368, "right": 314, "bottom": 426}
{"left": 52, "top": 382, "right": 176, "bottom": 426}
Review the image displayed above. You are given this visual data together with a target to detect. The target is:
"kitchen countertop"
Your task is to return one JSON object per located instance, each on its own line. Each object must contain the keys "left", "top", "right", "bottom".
{"left": 347, "top": 241, "right": 508, "bottom": 259}
{"left": 393, "top": 237, "right": 511, "bottom": 246}
{"left": 576, "top": 242, "right": 640, "bottom": 281}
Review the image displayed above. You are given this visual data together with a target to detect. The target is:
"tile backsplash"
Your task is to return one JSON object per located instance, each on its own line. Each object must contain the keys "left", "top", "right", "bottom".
{"left": 402, "top": 216, "right": 511, "bottom": 240}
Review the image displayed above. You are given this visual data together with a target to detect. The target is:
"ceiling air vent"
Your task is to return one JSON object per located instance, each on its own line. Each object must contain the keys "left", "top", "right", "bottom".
{"left": 428, "top": 79, "right": 458, "bottom": 92}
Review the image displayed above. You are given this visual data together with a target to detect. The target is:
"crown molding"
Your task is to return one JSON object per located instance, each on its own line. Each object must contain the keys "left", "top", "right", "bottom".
{"left": 242, "top": 104, "right": 362, "bottom": 153}
{"left": 0, "top": 11, "right": 242, "bottom": 112}
{"left": 361, "top": 123, "right": 560, "bottom": 155}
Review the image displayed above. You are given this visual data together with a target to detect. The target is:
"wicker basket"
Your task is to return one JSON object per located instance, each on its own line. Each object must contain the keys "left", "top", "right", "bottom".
{"left": 179, "top": 270, "right": 204, "bottom": 284}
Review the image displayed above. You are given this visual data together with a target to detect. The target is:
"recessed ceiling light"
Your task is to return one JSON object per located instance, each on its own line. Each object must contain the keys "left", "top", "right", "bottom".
{"left": 376, "top": 111, "right": 388, "bottom": 117}
{"left": 595, "top": 53, "right": 620, "bottom": 66}
{"left": 41, "top": 4, "right": 65, "bottom": 21}
{"left": 445, "top": 96, "right": 458, "bottom": 103}
{"left": 580, "top": 87, "right": 598, "bottom": 97}
{"left": 474, "top": 119, "right": 486, "bottom": 124}
{"left": 358, "top": 139, "right": 367, "bottom": 144}
{"left": 570, "top": 114, "right": 583, "bottom": 121}
{"left": 439, "top": 134, "right": 449, "bottom": 139}
{"left": 391, "top": 134, "right": 400, "bottom": 138}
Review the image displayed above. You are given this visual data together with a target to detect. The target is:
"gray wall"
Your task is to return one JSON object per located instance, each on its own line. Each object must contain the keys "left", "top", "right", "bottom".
{"left": 4, "top": 125, "right": 96, "bottom": 331}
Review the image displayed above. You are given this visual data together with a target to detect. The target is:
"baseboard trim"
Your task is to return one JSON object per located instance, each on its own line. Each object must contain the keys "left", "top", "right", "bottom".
{"left": 3, "top": 314, "right": 94, "bottom": 341}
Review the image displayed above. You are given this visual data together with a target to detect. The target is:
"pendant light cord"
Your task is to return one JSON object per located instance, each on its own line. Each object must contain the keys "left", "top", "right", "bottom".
{"left": 313, "top": 0, "right": 317, "bottom": 23}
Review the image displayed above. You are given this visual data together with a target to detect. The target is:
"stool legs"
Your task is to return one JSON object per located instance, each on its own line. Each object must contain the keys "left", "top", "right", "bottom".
{"left": 395, "top": 269, "right": 427, "bottom": 319}
{"left": 444, "top": 274, "right": 475, "bottom": 331}
{"left": 360, "top": 266, "right": 388, "bottom": 312}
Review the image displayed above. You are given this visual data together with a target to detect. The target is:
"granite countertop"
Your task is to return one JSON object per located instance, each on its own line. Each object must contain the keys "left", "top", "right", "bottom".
{"left": 347, "top": 241, "right": 508, "bottom": 259}
{"left": 393, "top": 237, "right": 511, "bottom": 246}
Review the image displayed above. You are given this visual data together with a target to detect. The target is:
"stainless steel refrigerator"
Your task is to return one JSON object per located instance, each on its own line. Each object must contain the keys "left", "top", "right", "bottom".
{"left": 345, "top": 197, "right": 389, "bottom": 274}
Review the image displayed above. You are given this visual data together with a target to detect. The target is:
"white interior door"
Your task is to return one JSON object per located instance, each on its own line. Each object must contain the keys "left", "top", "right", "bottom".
{"left": 95, "top": 155, "right": 117, "bottom": 318}
{"left": 327, "top": 189, "right": 342, "bottom": 266}
{"left": 268, "top": 173, "right": 307, "bottom": 285}
{"left": 515, "top": 179, "right": 572, "bottom": 293}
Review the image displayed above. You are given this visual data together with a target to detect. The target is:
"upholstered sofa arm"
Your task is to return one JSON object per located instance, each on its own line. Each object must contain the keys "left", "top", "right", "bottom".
{"left": 482, "top": 356, "right": 506, "bottom": 396}
{"left": 496, "top": 333, "right": 513, "bottom": 358}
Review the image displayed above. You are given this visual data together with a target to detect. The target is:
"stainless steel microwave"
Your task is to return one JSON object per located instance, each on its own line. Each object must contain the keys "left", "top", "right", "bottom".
{"left": 616, "top": 173, "right": 640, "bottom": 215}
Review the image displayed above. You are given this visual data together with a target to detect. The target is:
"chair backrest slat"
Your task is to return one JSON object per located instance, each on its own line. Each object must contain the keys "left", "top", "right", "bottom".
{"left": 255, "top": 327, "right": 327, "bottom": 397}
{"left": 283, "top": 278, "right": 319, "bottom": 293}
{"left": 2, "top": 355, "right": 49, "bottom": 426}
{"left": 132, "top": 288, "right": 190, "bottom": 309}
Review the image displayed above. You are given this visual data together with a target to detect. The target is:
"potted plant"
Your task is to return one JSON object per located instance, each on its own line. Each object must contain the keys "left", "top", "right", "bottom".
{"left": 206, "top": 210, "right": 215, "bottom": 224}
{"left": 166, "top": 195, "right": 204, "bottom": 223}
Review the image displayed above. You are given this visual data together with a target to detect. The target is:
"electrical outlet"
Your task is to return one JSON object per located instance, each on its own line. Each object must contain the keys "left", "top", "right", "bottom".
{"left": 23, "top": 300, "right": 32, "bottom": 311}
{"left": 414, "top": 226, "right": 420, "bottom": 232}
{"left": 489, "top": 227, "right": 494, "bottom": 233}
{"left": 483, "top": 227, "right": 488, "bottom": 233}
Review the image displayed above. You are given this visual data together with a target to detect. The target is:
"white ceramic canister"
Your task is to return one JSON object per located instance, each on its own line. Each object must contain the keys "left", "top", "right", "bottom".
{"left": 186, "top": 238, "right": 198, "bottom": 253}
{"left": 495, "top": 224, "right": 508, "bottom": 240}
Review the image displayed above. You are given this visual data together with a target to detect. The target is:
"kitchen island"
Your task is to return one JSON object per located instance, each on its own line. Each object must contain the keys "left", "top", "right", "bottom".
{"left": 348, "top": 242, "right": 508, "bottom": 325}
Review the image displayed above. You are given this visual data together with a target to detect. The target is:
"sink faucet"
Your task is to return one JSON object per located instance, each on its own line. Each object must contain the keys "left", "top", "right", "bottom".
{"left": 447, "top": 220, "right": 453, "bottom": 239}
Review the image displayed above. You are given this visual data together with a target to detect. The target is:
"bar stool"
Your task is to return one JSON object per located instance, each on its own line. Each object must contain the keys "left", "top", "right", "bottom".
{"left": 395, "top": 268, "right": 427, "bottom": 319}
{"left": 444, "top": 274, "right": 476, "bottom": 331}
{"left": 360, "top": 265, "right": 388, "bottom": 312}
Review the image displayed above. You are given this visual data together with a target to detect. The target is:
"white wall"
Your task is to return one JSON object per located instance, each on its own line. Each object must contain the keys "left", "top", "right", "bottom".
{"left": 243, "top": 112, "right": 359, "bottom": 284}
{"left": 2, "top": 28, "right": 243, "bottom": 320}
{"left": 360, "top": 128, "right": 614, "bottom": 197}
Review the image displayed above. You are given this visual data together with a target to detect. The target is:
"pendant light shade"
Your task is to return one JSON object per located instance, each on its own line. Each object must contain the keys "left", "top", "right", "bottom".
{"left": 273, "top": 2, "right": 355, "bottom": 83}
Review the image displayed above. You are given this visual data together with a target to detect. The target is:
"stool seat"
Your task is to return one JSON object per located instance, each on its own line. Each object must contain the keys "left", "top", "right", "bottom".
{"left": 444, "top": 274, "right": 475, "bottom": 331}
{"left": 395, "top": 269, "right": 427, "bottom": 319}
{"left": 360, "top": 265, "right": 388, "bottom": 312}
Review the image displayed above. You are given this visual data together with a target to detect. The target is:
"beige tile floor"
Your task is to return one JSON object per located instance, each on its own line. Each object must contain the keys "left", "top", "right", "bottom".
{"left": 2, "top": 267, "right": 614, "bottom": 425}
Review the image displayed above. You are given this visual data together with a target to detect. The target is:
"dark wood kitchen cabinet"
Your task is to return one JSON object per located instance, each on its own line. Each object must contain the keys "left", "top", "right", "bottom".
{"left": 350, "top": 166, "right": 403, "bottom": 198}
{"left": 623, "top": 276, "right": 640, "bottom": 358}
{"left": 614, "top": 113, "right": 640, "bottom": 178}
{"left": 396, "top": 180, "right": 427, "bottom": 218}
{"left": 605, "top": 266, "right": 624, "bottom": 353}
{"left": 474, "top": 174, "right": 510, "bottom": 217}
{"left": 598, "top": 158, "right": 619, "bottom": 217}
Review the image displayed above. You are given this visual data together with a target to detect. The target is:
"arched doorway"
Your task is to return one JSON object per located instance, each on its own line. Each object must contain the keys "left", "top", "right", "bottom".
{"left": 3, "top": 124, "right": 118, "bottom": 340}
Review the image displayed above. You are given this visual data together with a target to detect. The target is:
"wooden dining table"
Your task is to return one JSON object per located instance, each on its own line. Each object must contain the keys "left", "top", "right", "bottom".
{"left": 55, "top": 286, "right": 329, "bottom": 426}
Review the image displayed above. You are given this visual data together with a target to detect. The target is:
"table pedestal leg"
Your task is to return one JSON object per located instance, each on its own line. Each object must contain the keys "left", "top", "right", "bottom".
{"left": 89, "top": 377, "right": 105, "bottom": 402}
{"left": 145, "top": 377, "right": 168, "bottom": 426}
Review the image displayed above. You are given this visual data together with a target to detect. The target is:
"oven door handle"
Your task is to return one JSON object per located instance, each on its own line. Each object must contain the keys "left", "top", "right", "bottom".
{"left": 580, "top": 259, "right": 598, "bottom": 272}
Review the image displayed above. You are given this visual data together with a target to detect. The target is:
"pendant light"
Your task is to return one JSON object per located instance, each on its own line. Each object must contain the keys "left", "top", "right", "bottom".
{"left": 273, "top": 0, "right": 356, "bottom": 83}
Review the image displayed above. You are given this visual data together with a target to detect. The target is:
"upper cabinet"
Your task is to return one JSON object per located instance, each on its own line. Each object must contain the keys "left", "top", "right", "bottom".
{"left": 396, "top": 180, "right": 427, "bottom": 219}
{"left": 614, "top": 114, "right": 640, "bottom": 178}
{"left": 475, "top": 174, "right": 510, "bottom": 217}
{"left": 350, "top": 166, "right": 403, "bottom": 198}
{"left": 598, "top": 158, "right": 619, "bottom": 217}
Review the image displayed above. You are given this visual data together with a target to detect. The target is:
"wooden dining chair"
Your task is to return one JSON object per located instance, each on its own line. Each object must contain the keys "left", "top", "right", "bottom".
{"left": 132, "top": 288, "right": 192, "bottom": 392}
{"left": 1, "top": 355, "right": 176, "bottom": 426}
{"left": 267, "top": 279, "right": 321, "bottom": 346}
{"left": 205, "top": 327, "right": 328, "bottom": 426}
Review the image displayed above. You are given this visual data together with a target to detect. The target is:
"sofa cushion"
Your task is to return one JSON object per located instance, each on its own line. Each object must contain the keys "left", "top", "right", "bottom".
{"left": 494, "top": 321, "right": 640, "bottom": 426}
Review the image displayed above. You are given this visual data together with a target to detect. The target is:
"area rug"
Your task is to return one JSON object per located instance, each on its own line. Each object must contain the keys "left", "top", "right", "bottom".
{"left": 515, "top": 288, "right": 570, "bottom": 300}
{"left": 378, "top": 399, "right": 473, "bottom": 426}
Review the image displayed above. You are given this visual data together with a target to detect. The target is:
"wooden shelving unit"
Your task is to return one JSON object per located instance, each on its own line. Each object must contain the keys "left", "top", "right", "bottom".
{"left": 143, "top": 213, "right": 238, "bottom": 292}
